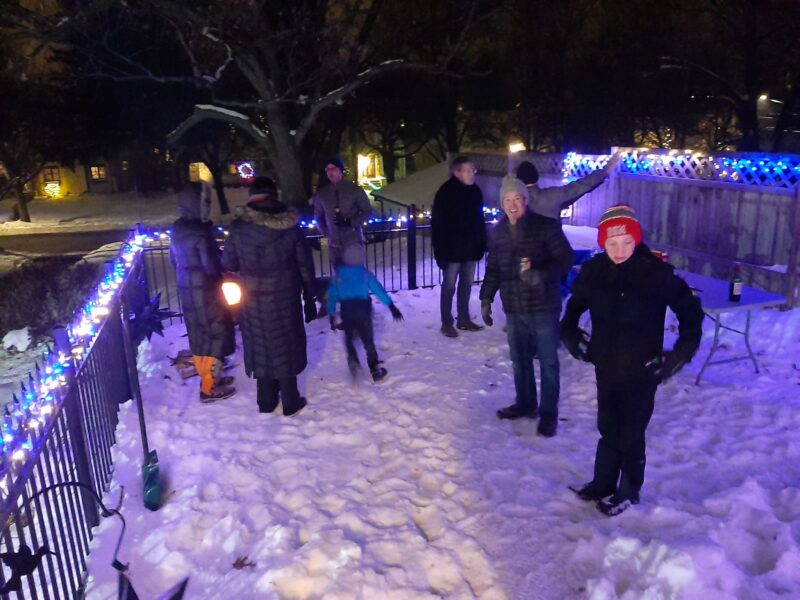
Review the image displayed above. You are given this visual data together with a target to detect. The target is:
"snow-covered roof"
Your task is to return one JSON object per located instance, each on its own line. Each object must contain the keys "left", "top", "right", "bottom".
{"left": 372, "top": 161, "right": 450, "bottom": 209}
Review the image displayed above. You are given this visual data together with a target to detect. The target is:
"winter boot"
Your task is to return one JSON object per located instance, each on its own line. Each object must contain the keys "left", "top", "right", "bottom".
{"left": 283, "top": 397, "right": 307, "bottom": 417}
{"left": 200, "top": 385, "right": 236, "bottom": 403}
{"left": 596, "top": 493, "right": 639, "bottom": 517}
{"left": 537, "top": 415, "right": 558, "bottom": 437}
{"left": 440, "top": 324, "right": 459, "bottom": 338}
{"left": 569, "top": 482, "right": 614, "bottom": 502}
{"left": 456, "top": 320, "right": 484, "bottom": 332}
{"left": 371, "top": 366, "right": 388, "bottom": 382}
{"left": 496, "top": 404, "right": 538, "bottom": 420}
{"left": 217, "top": 375, "right": 235, "bottom": 387}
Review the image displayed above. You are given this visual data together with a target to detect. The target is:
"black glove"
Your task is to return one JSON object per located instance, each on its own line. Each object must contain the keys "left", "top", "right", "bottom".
{"left": 329, "top": 315, "right": 337, "bottom": 331}
{"left": 481, "top": 302, "right": 493, "bottom": 327}
{"left": 303, "top": 298, "right": 318, "bottom": 323}
{"left": 646, "top": 351, "right": 686, "bottom": 384}
{"left": 436, "top": 260, "right": 448, "bottom": 270}
{"left": 389, "top": 304, "right": 404, "bottom": 322}
{"left": 561, "top": 328, "right": 591, "bottom": 361}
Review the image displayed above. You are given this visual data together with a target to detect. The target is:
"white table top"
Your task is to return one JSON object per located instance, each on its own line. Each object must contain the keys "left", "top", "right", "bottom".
{"left": 676, "top": 270, "right": 787, "bottom": 314}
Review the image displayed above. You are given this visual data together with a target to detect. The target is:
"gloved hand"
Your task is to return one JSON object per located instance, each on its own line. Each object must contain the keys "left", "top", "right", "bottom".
{"left": 329, "top": 315, "right": 337, "bottom": 331}
{"left": 561, "top": 328, "right": 591, "bottom": 361}
{"left": 389, "top": 304, "right": 404, "bottom": 322}
{"left": 436, "top": 260, "right": 448, "bottom": 270}
{"left": 646, "top": 351, "right": 686, "bottom": 383}
{"left": 481, "top": 302, "right": 493, "bottom": 327}
{"left": 303, "top": 298, "right": 318, "bottom": 323}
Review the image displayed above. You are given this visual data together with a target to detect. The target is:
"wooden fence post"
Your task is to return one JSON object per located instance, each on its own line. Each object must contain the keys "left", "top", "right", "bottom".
{"left": 784, "top": 184, "right": 800, "bottom": 308}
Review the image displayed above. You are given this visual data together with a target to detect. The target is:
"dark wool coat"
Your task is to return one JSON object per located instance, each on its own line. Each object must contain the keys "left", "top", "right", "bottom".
{"left": 560, "top": 244, "right": 704, "bottom": 385}
{"left": 479, "top": 209, "right": 574, "bottom": 314}
{"left": 431, "top": 176, "right": 487, "bottom": 263}
{"left": 222, "top": 204, "right": 316, "bottom": 379}
{"left": 169, "top": 218, "right": 235, "bottom": 358}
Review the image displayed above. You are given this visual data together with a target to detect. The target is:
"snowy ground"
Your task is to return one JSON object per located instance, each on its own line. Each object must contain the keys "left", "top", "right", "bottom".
{"left": 83, "top": 287, "right": 800, "bottom": 599}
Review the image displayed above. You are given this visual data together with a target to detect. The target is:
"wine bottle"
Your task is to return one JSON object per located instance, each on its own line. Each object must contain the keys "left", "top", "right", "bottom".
{"left": 728, "top": 264, "right": 743, "bottom": 302}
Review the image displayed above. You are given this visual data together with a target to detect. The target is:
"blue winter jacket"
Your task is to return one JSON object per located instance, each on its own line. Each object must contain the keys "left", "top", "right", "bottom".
{"left": 327, "top": 265, "right": 393, "bottom": 315}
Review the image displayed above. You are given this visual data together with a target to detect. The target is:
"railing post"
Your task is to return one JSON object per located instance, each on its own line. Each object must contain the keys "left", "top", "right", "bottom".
{"left": 407, "top": 204, "right": 417, "bottom": 290}
{"left": 53, "top": 329, "right": 100, "bottom": 529}
{"left": 119, "top": 297, "right": 150, "bottom": 462}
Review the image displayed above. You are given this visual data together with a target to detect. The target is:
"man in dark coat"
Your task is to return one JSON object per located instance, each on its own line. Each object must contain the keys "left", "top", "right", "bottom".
{"left": 560, "top": 205, "right": 704, "bottom": 516}
{"left": 479, "top": 176, "right": 574, "bottom": 436}
{"left": 431, "top": 155, "right": 488, "bottom": 337}
{"left": 313, "top": 155, "right": 373, "bottom": 266}
{"left": 515, "top": 151, "right": 620, "bottom": 220}
{"left": 222, "top": 177, "right": 318, "bottom": 416}
{"left": 170, "top": 181, "right": 236, "bottom": 402}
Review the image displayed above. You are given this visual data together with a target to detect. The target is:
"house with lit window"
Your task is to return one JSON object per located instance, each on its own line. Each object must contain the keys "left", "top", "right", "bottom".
{"left": 33, "top": 158, "right": 134, "bottom": 198}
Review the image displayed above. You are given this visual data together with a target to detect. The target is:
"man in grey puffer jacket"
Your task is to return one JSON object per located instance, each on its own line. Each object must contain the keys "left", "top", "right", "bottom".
{"left": 313, "top": 155, "right": 373, "bottom": 266}
{"left": 516, "top": 151, "right": 621, "bottom": 220}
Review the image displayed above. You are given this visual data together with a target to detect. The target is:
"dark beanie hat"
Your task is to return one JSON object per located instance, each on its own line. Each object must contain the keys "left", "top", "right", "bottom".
{"left": 597, "top": 204, "right": 642, "bottom": 248}
{"left": 325, "top": 155, "right": 345, "bottom": 172}
{"left": 248, "top": 176, "right": 278, "bottom": 204}
{"left": 516, "top": 161, "right": 539, "bottom": 186}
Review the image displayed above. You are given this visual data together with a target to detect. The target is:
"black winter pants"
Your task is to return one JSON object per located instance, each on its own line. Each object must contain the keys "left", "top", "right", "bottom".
{"left": 341, "top": 299, "right": 379, "bottom": 370}
{"left": 593, "top": 376, "right": 657, "bottom": 501}
{"left": 257, "top": 376, "right": 302, "bottom": 413}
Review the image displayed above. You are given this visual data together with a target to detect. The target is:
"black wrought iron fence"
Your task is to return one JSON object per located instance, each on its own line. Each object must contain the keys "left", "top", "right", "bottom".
{"left": 0, "top": 243, "right": 148, "bottom": 598}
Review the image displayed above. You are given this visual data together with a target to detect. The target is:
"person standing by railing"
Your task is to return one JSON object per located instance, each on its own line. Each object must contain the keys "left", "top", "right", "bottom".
{"left": 223, "top": 177, "right": 319, "bottom": 416}
{"left": 313, "top": 155, "right": 373, "bottom": 267}
{"left": 170, "top": 180, "right": 236, "bottom": 402}
{"left": 431, "top": 155, "right": 488, "bottom": 337}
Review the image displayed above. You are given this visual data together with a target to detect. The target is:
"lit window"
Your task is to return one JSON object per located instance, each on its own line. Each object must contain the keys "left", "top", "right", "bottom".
{"left": 42, "top": 167, "right": 60, "bottom": 182}
{"left": 90, "top": 166, "right": 107, "bottom": 181}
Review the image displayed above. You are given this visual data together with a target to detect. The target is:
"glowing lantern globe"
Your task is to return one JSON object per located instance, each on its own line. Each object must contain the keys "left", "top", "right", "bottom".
{"left": 236, "top": 162, "right": 256, "bottom": 180}
{"left": 221, "top": 280, "right": 242, "bottom": 305}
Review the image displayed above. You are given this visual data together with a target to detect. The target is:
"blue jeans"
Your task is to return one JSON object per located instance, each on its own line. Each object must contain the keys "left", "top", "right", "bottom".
{"left": 440, "top": 261, "right": 477, "bottom": 326}
{"left": 505, "top": 310, "right": 561, "bottom": 418}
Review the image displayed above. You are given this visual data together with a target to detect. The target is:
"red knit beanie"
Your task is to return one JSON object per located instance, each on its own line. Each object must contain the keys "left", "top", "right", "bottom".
{"left": 597, "top": 205, "right": 642, "bottom": 248}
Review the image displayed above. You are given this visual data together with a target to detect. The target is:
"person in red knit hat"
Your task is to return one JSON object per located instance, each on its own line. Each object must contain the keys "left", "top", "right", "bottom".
{"left": 559, "top": 204, "right": 704, "bottom": 515}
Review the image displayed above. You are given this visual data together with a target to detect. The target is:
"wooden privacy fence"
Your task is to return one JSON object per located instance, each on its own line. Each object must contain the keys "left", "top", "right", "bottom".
{"left": 562, "top": 148, "right": 800, "bottom": 307}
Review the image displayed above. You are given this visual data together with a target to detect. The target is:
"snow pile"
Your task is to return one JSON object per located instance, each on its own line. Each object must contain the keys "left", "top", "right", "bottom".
{"left": 2, "top": 327, "right": 31, "bottom": 352}
{"left": 78, "top": 287, "right": 799, "bottom": 599}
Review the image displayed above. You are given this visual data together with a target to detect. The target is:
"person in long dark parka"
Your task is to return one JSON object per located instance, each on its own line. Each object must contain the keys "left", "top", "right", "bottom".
{"left": 170, "top": 181, "right": 236, "bottom": 402}
{"left": 222, "top": 177, "right": 318, "bottom": 416}
{"left": 560, "top": 205, "right": 704, "bottom": 516}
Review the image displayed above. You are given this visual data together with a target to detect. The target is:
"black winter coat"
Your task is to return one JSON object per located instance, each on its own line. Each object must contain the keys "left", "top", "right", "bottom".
{"left": 222, "top": 204, "right": 316, "bottom": 379}
{"left": 560, "top": 244, "right": 704, "bottom": 385}
{"left": 479, "top": 210, "right": 573, "bottom": 314}
{"left": 170, "top": 218, "right": 235, "bottom": 359}
{"left": 431, "top": 176, "right": 487, "bottom": 263}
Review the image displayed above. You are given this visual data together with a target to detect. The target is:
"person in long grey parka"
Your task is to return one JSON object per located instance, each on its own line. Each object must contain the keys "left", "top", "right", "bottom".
{"left": 170, "top": 180, "right": 236, "bottom": 401}
{"left": 222, "top": 176, "right": 319, "bottom": 416}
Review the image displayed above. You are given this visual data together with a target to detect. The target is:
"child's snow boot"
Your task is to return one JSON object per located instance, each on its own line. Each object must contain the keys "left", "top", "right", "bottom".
{"left": 371, "top": 366, "right": 388, "bottom": 382}
{"left": 200, "top": 385, "right": 236, "bottom": 403}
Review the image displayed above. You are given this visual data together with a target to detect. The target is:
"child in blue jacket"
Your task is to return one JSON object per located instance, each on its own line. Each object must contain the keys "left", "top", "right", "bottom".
{"left": 328, "top": 245, "right": 404, "bottom": 381}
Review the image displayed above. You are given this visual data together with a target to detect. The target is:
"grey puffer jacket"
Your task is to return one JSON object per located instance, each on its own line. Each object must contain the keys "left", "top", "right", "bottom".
{"left": 222, "top": 203, "right": 316, "bottom": 379}
{"left": 169, "top": 217, "right": 235, "bottom": 358}
{"left": 479, "top": 209, "right": 574, "bottom": 314}
{"left": 312, "top": 179, "right": 373, "bottom": 248}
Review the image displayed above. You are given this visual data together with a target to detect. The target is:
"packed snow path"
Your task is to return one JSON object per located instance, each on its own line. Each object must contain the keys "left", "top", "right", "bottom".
{"left": 85, "top": 288, "right": 800, "bottom": 599}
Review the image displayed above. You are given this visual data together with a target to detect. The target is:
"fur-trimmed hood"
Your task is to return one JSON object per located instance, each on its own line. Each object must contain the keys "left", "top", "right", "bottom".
{"left": 234, "top": 204, "right": 299, "bottom": 230}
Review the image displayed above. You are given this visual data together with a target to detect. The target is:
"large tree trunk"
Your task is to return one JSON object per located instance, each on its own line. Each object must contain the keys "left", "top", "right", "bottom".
{"left": 14, "top": 180, "right": 31, "bottom": 222}
{"left": 381, "top": 150, "right": 397, "bottom": 184}
{"left": 205, "top": 161, "right": 230, "bottom": 215}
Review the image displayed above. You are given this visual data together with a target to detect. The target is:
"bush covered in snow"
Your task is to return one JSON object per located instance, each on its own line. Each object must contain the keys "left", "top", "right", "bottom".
{"left": 0, "top": 257, "right": 102, "bottom": 338}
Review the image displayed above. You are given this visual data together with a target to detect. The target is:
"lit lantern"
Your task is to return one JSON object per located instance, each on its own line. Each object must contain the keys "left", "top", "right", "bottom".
{"left": 221, "top": 280, "right": 242, "bottom": 306}
{"left": 237, "top": 161, "right": 256, "bottom": 180}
